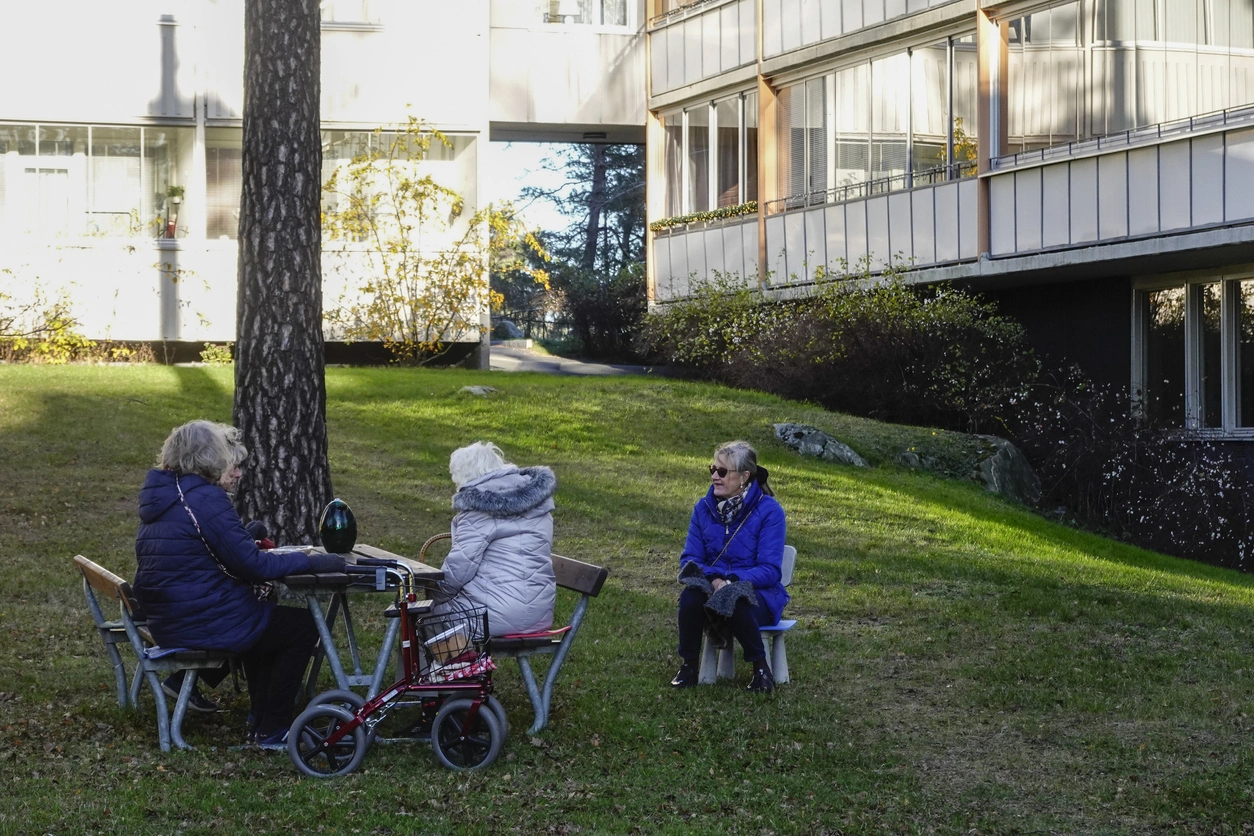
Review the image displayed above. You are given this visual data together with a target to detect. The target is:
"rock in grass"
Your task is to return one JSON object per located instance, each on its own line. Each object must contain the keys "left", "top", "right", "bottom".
{"left": 969, "top": 434, "right": 1041, "bottom": 507}
{"left": 460, "top": 385, "right": 497, "bottom": 396}
{"left": 773, "top": 423, "right": 869, "bottom": 468}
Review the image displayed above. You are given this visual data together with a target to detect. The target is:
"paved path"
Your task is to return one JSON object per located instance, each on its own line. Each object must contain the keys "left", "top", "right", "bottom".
{"left": 489, "top": 344, "right": 665, "bottom": 377}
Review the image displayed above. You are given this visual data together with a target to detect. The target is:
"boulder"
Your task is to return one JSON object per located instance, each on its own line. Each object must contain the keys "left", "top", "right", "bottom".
{"left": 773, "top": 423, "right": 869, "bottom": 468}
{"left": 492, "top": 319, "right": 525, "bottom": 339}
{"left": 460, "top": 385, "right": 497, "bottom": 396}
{"left": 969, "top": 435, "right": 1041, "bottom": 507}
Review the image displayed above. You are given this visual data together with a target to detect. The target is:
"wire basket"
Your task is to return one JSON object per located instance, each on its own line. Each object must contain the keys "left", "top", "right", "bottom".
{"left": 414, "top": 603, "right": 494, "bottom": 683}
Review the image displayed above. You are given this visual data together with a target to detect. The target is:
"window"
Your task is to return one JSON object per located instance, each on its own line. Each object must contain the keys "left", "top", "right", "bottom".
{"left": 1134, "top": 274, "right": 1254, "bottom": 432}
{"left": 663, "top": 113, "right": 684, "bottom": 218}
{"left": 0, "top": 123, "right": 189, "bottom": 238}
{"left": 319, "top": 129, "right": 476, "bottom": 243}
{"left": 1140, "top": 286, "right": 1186, "bottom": 425}
{"left": 542, "top": 0, "right": 631, "bottom": 26}
{"left": 686, "top": 105, "right": 710, "bottom": 213}
{"left": 1006, "top": 0, "right": 1254, "bottom": 157}
{"left": 660, "top": 90, "right": 758, "bottom": 219}
{"left": 321, "top": 1, "right": 380, "bottom": 24}
{"left": 715, "top": 97, "right": 740, "bottom": 208}
{"left": 206, "top": 128, "right": 242, "bottom": 240}
{"left": 774, "top": 35, "right": 976, "bottom": 209}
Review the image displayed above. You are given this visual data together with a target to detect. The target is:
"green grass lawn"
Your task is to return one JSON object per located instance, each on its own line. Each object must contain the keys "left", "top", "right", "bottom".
{"left": 2, "top": 365, "right": 1253, "bottom": 835}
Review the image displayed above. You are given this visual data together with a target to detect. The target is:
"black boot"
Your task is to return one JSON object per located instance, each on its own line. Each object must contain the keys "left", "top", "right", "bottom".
{"left": 670, "top": 661, "right": 698, "bottom": 688}
{"left": 747, "top": 661, "right": 775, "bottom": 694}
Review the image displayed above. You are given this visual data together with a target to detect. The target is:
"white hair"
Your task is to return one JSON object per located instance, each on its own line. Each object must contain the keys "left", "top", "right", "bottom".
{"left": 449, "top": 441, "right": 510, "bottom": 488}
{"left": 158, "top": 420, "right": 245, "bottom": 483}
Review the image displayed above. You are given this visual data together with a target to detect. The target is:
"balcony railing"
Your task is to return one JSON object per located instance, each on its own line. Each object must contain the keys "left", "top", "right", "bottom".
{"left": 648, "top": 0, "right": 735, "bottom": 28}
{"left": 765, "top": 162, "right": 976, "bottom": 215}
{"left": 993, "top": 101, "right": 1254, "bottom": 170}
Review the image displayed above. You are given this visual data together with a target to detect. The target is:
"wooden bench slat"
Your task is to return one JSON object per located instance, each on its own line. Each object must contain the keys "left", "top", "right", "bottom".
{"left": 552, "top": 554, "right": 608, "bottom": 597}
{"left": 75, "top": 554, "right": 125, "bottom": 601}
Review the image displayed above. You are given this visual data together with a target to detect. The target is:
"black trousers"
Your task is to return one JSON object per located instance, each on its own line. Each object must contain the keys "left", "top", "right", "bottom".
{"left": 677, "top": 586, "right": 770, "bottom": 665}
{"left": 241, "top": 605, "right": 319, "bottom": 736}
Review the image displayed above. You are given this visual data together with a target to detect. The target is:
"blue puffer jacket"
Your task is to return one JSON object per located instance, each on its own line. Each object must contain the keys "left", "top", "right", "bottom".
{"left": 680, "top": 480, "right": 789, "bottom": 625}
{"left": 133, "top": 469, "right": 314, "bottom": 653}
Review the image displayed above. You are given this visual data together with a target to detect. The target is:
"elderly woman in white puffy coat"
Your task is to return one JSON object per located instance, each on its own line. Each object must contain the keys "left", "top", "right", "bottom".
{"left": 431, "top": 442, "right": 557, "bottom": 636}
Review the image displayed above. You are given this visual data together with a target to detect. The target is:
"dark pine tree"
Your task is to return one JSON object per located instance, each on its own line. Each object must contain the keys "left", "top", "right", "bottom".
{"left": 232, "top": 0, "right": 332, "bottom": 544}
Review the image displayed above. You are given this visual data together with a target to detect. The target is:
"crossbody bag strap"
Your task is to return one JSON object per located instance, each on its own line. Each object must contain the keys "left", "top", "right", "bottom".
{"left": 175, "top": 475, "right": 273, "bottom": 600}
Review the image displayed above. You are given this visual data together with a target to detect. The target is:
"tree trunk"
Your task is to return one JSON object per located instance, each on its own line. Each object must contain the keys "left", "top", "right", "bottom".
{"left": 233, "top": 0, "right": 332, "bottom": 545}
{"left": 580, "top": 144, "right": 608, "bottom": 271}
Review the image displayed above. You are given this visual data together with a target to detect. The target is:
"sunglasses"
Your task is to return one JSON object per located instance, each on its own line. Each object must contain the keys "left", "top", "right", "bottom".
{"left": 708, "top": 465, "right": 742, "bottom": 478}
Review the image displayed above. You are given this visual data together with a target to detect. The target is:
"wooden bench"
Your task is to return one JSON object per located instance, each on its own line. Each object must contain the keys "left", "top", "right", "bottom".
{"left": 698, "top": 544, "right": 797, "bottom": 685}
{"left": 420, "top": 534, "right": 609, "bottom": 734}
{"left": 74, "top": 555, "right": 235, "bottom": 752}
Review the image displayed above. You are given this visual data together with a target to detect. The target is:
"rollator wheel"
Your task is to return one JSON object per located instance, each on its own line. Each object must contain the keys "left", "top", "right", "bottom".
{"left": 308, "top": 689, "right": 375, "bottom": 747}
{"left": 431, "top": 697, "right": 503, "bottom": 771}
{"left": 288, "top": 704, "right": 367, "bottom": 778}
{"left": 485, "top": 695, "right": 509, "bottom": 740}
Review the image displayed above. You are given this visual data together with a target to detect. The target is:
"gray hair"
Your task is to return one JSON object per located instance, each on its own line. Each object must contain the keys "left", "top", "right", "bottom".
{"left": 158, "top": 420, "right": 246, "bottom": 483}
{"left": 715, "top": 440, "right": 773, "bottom": 496}
{"left": 449, "top": 441, "right": 510, "bottom": 489}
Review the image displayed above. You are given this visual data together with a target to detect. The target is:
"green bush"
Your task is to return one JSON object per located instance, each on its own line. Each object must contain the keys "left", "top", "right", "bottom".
{"left": 641, "top": 270, "right": 1038, "bottom": 433}
{"left": 551, "top": 261, "right": 646, "bottom": 361}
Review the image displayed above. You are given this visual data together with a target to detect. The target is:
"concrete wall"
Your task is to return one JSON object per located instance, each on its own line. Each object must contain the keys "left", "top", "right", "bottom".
{"left": 0, "top": 1, "right": 491, "bottom": 129}
{"left": 979, "top": 276, "right": 1132, "bottom": 388}
{"left": 489, "top": 0, "right": 646, "bottom": 142}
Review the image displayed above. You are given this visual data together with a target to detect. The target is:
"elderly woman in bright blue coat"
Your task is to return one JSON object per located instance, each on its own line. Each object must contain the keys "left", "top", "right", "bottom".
{"left": 672, "top": 440, "right": 788, "bottom": 693}
{"left": 134, "top": 420, "right": 345, "bottom": 748}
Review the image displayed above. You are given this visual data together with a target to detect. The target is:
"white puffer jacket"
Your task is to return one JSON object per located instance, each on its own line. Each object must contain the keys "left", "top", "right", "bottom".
{"left": 432, "top": 465, "right": 557, "bottom": 635}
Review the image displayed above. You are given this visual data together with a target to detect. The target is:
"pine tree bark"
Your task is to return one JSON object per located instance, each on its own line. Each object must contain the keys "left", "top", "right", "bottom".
{"left": 232, "top": 0, "right": 332, "bottom": 545}
{"left": 580, "top": 144, "right": 608, "bottom": 270}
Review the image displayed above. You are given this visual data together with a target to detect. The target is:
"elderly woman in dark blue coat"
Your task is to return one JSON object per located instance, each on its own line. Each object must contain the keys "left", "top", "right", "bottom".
{"left": 672, "top": 441, "right": 788, "bottom": 693}
{"left": 134, "top": 420, "right": 345, "bottom": 748}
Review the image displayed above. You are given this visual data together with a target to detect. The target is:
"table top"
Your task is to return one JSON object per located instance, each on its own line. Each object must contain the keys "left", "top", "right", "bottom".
{"left": 278, "top": 543, "right": 443, "bottom": 589}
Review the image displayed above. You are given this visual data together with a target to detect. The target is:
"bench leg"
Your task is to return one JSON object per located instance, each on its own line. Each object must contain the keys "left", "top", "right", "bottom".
{"left": 515, "top": 655, "right": 547, "bottom": 735}
{"left": 145, "top": 669, "right": 172, "bottom": 753}
{"left": 170, "top": 670, "right": 199, "bottom": 750}
{"left": 767, "top": 632, "right": 789, "bottom": 684}
{"left": 129, "top": 659, "right": 145, "bottom": 709}
{"left": 103, "top": 638, "right": 130, "bottom": 708}
{"left": 697, "top": 636, "right": 719, "bottom": 685}
{"left": 716, "top": 648, "right": 735, "bottom": 680}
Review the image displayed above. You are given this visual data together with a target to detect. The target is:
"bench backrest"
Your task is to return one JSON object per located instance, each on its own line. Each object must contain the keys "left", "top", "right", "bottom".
{"left": 75, "top": 554, "right": 128, "bottom": 604}
{"left": 781, "top": 545, "right": 796, "bottom": 587}
{"left": 551, "top": 553, "right": 608, "bottom": 597}
{"left": 74, "top": 554, "right": 149, "bottom": 635}
{"left": 421, "top": 533, "right": 608, "bottom": 598}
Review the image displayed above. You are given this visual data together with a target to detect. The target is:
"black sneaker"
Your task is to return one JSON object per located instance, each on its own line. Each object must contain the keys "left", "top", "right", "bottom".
{"left": 162, "top": 680, "right": 219, "bottom": 713}
{"left": 670, "top": 663, "right": 698, "bottom": 688}
{"left": 747, "top": 666, "right": 776, "bottom": 694}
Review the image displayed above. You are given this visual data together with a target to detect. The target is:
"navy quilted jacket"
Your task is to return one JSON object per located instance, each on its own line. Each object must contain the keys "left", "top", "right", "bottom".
{"left": 680, "top": 480, "right": 789, "bottom": 625}
{"left": 133, "top": 469, "right": 313, "bottom": 653}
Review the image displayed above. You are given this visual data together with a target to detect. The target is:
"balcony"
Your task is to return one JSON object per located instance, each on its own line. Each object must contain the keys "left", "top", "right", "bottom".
{"left": 649, "top": 0, "right": 755, "bottom": 96}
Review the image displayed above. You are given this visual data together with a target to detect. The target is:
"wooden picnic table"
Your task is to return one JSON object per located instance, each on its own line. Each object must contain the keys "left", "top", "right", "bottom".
{"left": 279, "top": 544, "right": 443, "bottom": 699}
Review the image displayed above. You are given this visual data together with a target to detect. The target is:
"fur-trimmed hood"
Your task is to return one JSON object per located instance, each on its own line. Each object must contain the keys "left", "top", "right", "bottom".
{"left": 452, "top": 465, "right": 557, "bottom": 518}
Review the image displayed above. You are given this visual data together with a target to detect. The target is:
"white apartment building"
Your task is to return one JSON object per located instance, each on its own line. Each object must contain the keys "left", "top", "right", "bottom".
{"left": 0, "top": 1, "right": 644, "bottom": 358}
{"left": 647, "top": 0, "right": 1254, "bottom": 437}
{"left": 5, "top": 0, "right": 1253, "bottom": 438}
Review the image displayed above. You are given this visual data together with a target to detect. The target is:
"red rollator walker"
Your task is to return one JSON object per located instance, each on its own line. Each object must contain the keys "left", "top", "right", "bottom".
{"left": 287, "top": 557, "right": 507, "bottom": 776}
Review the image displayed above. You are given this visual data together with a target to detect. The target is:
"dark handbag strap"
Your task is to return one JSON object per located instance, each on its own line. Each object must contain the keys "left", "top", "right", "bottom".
{"left": 175, "top": 475, "right": 273, "bottom": 600}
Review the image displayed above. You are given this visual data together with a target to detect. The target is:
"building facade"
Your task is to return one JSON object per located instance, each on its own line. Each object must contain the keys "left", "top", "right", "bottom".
{"left": 6, "top": 0, "right": 1254, "bottom": 433}
{"left": 645, "top": 0, "right": 1254, "bottom": 437}
{"left": 0, "top": 0, "right": 645, "bottom": 355}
